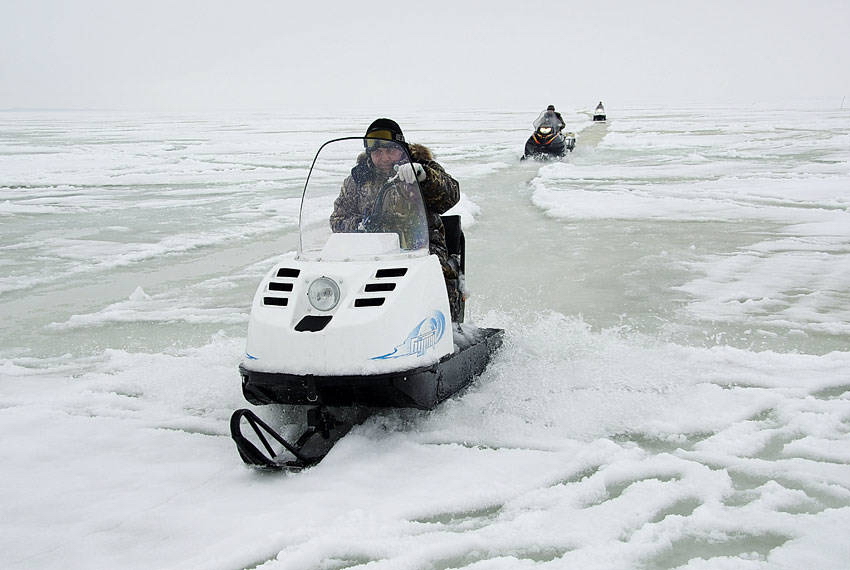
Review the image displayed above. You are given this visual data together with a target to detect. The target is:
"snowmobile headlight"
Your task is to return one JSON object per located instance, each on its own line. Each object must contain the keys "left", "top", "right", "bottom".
{"left": 539, "top": 126, "right": 552, "bottom": 134}
{"left": 307, "top": 277, "right": 340, "bottom": 311}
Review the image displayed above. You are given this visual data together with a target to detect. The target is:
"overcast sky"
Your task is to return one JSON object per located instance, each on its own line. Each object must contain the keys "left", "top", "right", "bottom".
{"left": 2, "top": 0, "right": 848, "bottom": 112}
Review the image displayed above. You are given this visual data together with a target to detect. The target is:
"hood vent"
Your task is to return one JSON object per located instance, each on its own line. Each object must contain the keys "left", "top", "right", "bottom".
{"left": 295, "top": 315, "right": 332, "bottom": 332}
{"left": 264, "top": 267, "right": 300, "bottom": 307}
{"left": 355, "top": 267, "right": 407, "bottom": 307}
{"left": 376, "top": 268, "right": 407, "bottom": 278}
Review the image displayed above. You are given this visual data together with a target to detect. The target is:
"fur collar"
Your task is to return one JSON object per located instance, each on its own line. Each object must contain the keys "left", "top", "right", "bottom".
{"left": 408, "top": 143, "right": 433, "bottom": 162}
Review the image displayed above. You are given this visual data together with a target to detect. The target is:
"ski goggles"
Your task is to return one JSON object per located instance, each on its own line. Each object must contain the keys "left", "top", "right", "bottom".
{"left": 365, "top": 131, "right": 394, "bottom": 148}
{"left": 365, "top": 130, "right": 404, "bottom": 151}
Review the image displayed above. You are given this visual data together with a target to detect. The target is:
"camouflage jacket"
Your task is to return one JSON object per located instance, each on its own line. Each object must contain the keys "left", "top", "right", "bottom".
{"left": 329, "top": 143, "right": 460, "bottom": 264}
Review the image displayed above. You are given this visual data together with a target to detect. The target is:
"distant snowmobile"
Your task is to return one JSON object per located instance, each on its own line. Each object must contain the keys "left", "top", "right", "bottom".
{"left": 230, "top": 136, "right": 503, "bottom": 471}
{"left": 521, "top": 110, "right": 575, "bottom": 160}
{"left": 593, "top": 102, "right": 606, "bottom": 122}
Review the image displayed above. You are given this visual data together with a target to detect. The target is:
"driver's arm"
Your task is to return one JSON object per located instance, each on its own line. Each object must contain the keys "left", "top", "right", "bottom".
{"left": 418, "top": 160, "right": 459, "bottom": 215}
{"left": 330, "top": 176, "right": 364, "bottom": 232}
{"left": 409, "top": 144, "right": 459, "bottom": 215}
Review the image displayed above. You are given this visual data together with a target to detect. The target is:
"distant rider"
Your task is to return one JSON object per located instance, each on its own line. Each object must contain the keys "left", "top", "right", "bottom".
{"left": 330, "top": 118, "right": 463, "bottom": 321}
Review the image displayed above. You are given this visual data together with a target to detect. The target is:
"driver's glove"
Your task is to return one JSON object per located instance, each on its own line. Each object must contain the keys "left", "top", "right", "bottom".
{"left": 395, "top": 163, "right": 427, "bottom": 184}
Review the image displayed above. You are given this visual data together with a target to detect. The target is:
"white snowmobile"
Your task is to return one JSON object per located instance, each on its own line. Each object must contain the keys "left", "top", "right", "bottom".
{"left": 593, "top": 102, "right": 607, "bottom": 122}
{"left": 230, "top": 136, "right": 503, "bottom": 470}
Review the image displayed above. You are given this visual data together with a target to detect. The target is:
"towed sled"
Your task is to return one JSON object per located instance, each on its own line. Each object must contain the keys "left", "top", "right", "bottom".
{"left": 230, "top": 137, "right": 503, "bottom": 470}
{"left": 522, "top": 111, "right": 575, "bottom": 160}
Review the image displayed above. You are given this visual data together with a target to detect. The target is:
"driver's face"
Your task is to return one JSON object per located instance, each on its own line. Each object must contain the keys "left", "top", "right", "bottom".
{"left": 370, "top": 146, "right": 405, "bottom": 171}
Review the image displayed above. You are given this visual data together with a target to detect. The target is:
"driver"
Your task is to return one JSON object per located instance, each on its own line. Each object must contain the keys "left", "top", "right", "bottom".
{"left": 330, "top": 118, "right": 463, "bottom": 321}
{"left": 534, "top": 104, "right": 566, "bottom": 132}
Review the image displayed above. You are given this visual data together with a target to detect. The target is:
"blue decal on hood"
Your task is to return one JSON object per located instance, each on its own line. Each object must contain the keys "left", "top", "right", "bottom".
{"left": 245, "top": 353, "right": 258, "bottom": 360}
{"left": 372, "top": 311, "right": 446, "bottom": 360}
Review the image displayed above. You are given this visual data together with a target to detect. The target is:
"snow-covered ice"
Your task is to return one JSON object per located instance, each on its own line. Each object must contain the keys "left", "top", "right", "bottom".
{"left": 2, "top": 103, "right": 850, "bottom": 569}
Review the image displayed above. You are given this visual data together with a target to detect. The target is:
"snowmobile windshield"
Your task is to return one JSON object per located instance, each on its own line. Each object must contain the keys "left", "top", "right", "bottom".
{"left": 298, "top": 137, "right": 430, "bottom": 261}
{"left": 533, "top": 111, "right": 562, "bottom": 129}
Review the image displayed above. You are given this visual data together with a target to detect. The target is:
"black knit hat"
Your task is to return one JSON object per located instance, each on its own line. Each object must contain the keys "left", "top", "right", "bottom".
{"left": 364, "top": 118, "right": 406, "bottom": 149}
{"left": 547, "top": 105, "right": 555, "bottom": 111}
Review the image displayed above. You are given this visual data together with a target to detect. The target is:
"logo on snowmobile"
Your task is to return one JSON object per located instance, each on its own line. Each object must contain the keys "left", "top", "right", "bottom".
{"left": 371, "top": 311, "right": 446, "bottom": 360}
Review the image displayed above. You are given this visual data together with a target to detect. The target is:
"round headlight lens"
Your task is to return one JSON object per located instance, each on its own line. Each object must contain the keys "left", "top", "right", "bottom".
{"left": 307, "top": 277, "right": 340, "bottom": 311}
